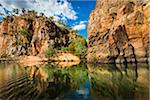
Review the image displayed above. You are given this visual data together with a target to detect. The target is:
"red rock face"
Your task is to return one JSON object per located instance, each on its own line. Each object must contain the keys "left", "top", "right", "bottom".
{"left": 0, "top": 15, "right": 69, "bottom": 57}
{"left": 87, "top": 0, "right": 149, "bottom": 63}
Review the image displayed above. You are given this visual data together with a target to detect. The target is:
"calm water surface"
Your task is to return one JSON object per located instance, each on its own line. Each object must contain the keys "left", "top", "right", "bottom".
{"left": 0, "top": 62, "right": 149, "bottom": 100}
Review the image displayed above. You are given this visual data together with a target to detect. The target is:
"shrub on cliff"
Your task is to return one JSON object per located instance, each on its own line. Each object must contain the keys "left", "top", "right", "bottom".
{"left": 61, "top": 47, "right": 69, "bottom": 52}
{"left": 59, "top": 35, "right": 87, "bottom": 58}
{"left": 20, "top": 29, "right": 32, "bottom": 42}
{"left": 45, "top": 45, "right": 55, "bottom": 57}
{"left": 68, "top": 36, "right": 87, "bottom": 58}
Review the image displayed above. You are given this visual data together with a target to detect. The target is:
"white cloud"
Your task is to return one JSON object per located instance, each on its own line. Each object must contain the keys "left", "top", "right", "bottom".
{"left": 80, "top": 21, "right": 87, "bottom": 24}
{"left": 72, "top": 20, "right": 87, "bottom": 31}
{"left": 0, "top": 0, "right": 77, "bottom": 20}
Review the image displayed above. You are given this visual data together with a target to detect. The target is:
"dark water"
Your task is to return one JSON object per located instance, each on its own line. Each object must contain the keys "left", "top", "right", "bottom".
{"left": 0, "top": 62, "right": 149, "bottom": 100}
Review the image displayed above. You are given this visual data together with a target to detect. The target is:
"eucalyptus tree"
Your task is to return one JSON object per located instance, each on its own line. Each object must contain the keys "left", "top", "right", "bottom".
{"left": 13, "top": 9, "right": 19, "bottom": 15}
{"left": 40, "top": 12, "right": 44, "bottom": 16}
{"left": 0, "top": 12, "right": 4, "bottom": 16}
{"left": 22, "top": 8, "right": 26, "bottom": 14}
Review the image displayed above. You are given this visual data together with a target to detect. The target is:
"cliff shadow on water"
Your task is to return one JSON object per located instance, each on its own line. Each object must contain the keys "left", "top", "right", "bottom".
{"left": 0, "top": 62, "right": 149, "bottom": 100}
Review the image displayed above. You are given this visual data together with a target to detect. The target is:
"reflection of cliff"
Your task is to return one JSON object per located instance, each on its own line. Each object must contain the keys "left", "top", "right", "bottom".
{"left": 0, "top": 63, "right": 148, "bottom": 99}
{"left": 0, "top": 63, "right": 35, "bottom": 99}
{"left": 0, "top": 63, "right": 88, "bottom": 99}
{"left": 88, "top": 64, "right": 149, "bottom": 100}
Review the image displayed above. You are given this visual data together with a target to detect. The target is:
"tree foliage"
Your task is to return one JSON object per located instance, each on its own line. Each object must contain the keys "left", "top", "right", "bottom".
{"left": 68, "top": 36, "right": 87, "bottom": 58}
{"left": 20, "top": 29, "right": 32, "bottom": 42}
{"left": 45, "top": 45, "right": 55, "bottom": 57}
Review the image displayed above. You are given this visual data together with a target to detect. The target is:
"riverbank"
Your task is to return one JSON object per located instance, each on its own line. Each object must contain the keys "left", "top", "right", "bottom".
{"left": 0, "top": 52, "right": 81, "bottom": 66}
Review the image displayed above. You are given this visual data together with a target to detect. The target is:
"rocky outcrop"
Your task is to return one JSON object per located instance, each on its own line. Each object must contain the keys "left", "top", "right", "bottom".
{"left": 87, "top": 0, "right": 149, "bottom": 63}
{"left": 52, "top": 52, "right": 80, "bottom": 62}
{"left": 0, "top": 14, "right": 70, "bottom": 57}
{"left": 18, "top": 53, "right": 80, "bottom": 66}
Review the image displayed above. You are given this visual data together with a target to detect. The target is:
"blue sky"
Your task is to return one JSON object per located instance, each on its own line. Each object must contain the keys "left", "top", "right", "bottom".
{"left": 0, "top": 0, "right": 96, "bottom": 39}
{"left": 67, "top": 0, "right": 96, "bottom": 38}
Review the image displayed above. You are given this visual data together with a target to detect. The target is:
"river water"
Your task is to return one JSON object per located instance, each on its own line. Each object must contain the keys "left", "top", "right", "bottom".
{"left": 0, "top": 62, "right": 149, "bottom": 100}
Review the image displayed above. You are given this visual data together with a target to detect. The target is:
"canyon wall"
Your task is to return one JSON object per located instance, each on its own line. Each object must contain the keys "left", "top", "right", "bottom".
{"left": 0, "top": 13, "right": 87, "bottom": 58}
{"left": 0, "top": 15, "right": 69, "bottom": 57}
{"left": 87, "top": 0, "right": 149, "bottom": 63}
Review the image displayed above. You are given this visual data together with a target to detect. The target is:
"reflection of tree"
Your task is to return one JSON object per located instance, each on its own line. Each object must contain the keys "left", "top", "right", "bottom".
{"left": 0, "top": 63, "right": 88, "bottom": 99}
{"left": 31, "top": 63, "right": 88, "bottom": 99}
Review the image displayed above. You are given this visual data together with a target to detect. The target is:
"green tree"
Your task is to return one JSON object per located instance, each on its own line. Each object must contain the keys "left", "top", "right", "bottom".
{"left": 68, "top": 36, "right": 87, "bottom": 58}
{"left": 40, "top": 12, "right": 44, "bottom": 16}
{"left": 45, "top": 45, "right": 55, "bottom": 57}
{"left": 61, "top": 47, "right": 69, "bottom": 52}
{"left": 49, "top": 16, "right": 54, "bottom": 20}
{"left": 20, "top": 29, "right": 32, "bottom": 42}
{"left": 57, "top": 20, "right": 65, "bottom": 26}
{"left": 13, "top": 9, "right": 19, "bottom": 15}
{"left": 22, "top": 8, "right": 26, "bottom": 14}
{"left": 27, "top": 10, "right": 37, "bottom": 17}
{"left": 0, "top": 12, "right": 4, "bottom": 16}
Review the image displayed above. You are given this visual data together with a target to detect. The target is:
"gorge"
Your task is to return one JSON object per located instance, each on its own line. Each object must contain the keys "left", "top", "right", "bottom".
{"left": 0, "top": 0, "right": 149, "bottom": 100}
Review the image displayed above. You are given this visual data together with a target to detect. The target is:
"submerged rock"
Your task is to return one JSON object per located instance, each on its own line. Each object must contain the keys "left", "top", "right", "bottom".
{"left": 87, "top": 0, "right": 149, "bottom": 63}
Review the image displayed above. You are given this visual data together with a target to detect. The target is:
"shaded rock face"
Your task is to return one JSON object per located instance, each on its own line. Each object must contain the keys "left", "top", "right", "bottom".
{"left": 0, "top": 15, "right": 69, "bottom": 57}
{"left": 87, "top": 0, "right": 149, "bottom": 63}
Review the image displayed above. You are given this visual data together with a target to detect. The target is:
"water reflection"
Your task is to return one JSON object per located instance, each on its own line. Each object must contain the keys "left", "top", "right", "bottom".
{"left": 0, "top": 62, "right": 149, "bottom": 100}
{"left": 88, "top": 63, "right": 149, "bottom": 100}
{"left": 0, "top": 62, "right": 89, "bottom": 100}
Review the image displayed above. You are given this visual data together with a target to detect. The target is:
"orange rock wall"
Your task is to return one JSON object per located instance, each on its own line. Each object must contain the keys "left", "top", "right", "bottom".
{"left": 87, "top": 0, "right": 150, "bottom": 63}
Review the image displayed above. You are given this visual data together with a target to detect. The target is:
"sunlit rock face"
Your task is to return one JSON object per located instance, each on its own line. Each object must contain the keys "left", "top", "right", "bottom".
{"left": 0, "top": 15, "right": 69, "bottom": 57}
{"left": 87, "top": 0, "right": 150, "bottom": 63}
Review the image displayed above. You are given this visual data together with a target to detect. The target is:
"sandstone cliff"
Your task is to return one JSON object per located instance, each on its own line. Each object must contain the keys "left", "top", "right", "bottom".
{"left": 87, "top": 0, "right": 149, "bottom": 63}
{"left": 0, "top": 14, "right": 68, "bottom": 57}
{"left": 0, "top": 12, "right": 87, "bottom": 59}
